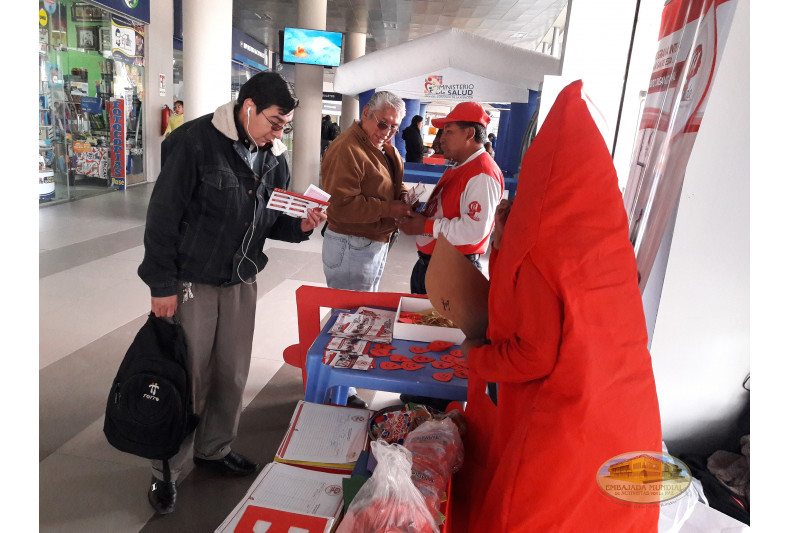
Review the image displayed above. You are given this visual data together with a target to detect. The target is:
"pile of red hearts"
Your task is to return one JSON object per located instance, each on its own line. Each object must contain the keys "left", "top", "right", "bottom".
{"left": 368, "top": 340, "right": 468, "bottom": 381}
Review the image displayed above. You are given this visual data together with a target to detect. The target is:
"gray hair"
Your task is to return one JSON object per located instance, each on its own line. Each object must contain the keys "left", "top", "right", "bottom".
{"left": 366, "top": 91, "right": 406, "bottom": 121}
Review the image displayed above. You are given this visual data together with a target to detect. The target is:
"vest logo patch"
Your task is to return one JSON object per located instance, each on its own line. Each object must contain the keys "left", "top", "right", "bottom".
{"left": 467, "top": 201, "right": 481, "bottom": 221}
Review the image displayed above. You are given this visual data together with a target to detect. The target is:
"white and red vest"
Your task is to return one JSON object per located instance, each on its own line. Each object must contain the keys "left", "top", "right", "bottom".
{"left": 416, "top": 148, "right": 504, "bottom": 256}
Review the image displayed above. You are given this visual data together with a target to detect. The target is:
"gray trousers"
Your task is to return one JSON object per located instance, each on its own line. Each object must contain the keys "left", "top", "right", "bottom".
{"left": 152, "top": 281, "right": 257, "bottom": 481}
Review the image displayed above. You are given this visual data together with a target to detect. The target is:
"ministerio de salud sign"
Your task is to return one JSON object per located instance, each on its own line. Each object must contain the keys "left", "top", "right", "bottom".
{"left": 424, "top": 75, "right": 475, "bottom": 100}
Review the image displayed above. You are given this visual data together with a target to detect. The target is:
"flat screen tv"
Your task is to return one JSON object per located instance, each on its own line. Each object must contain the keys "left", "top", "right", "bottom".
{"left": 282, "top": 27, "right": 343, "bottom": 67}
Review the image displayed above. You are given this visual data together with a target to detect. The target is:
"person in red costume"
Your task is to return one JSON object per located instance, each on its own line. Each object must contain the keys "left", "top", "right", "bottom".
{"left": 448, "top": 80, "right": 662, "bottom": 532}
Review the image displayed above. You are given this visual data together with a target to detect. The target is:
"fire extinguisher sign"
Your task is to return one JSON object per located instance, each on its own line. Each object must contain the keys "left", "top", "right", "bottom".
{"left": 109, "top": 98, "right": 126, "bottom": 190}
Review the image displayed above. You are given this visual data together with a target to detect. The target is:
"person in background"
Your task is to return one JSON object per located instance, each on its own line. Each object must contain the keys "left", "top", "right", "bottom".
{"left": 320, "top": 91, "right": 412, "bottom": 409}
{"left": 396, "top": 102, "right": 503, "bottom": 411}
{"left": 397, "top": 102, "right": 503, "bottom": 295}
{"left": 484, "top": 141, "right": 495, "bottom": 157}
{"left": 164, "top": 100, "right": 184, "bottom": 136}
{"left": 138, "top": 72, "right": 325, "bottom": 515}
{"left": 431, "top": 128, "right": 444, "bottom": 156}
{"left": 402, "top": 114, "right": 425, "bottom": 163}
{"left": 320, "top": 114, "right": 332, "bottom": 157}
{"left": 487, "top": 132, "right": 496, "bottom": 151}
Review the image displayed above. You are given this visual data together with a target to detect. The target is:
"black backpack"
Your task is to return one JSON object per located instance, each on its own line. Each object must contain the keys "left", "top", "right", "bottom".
{"left": 103, "top": 313, "right": 199, "bottom": 474}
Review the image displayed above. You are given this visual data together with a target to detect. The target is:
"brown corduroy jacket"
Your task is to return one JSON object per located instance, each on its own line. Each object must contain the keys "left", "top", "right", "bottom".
{"left": 321, "top": 122, "right": 407, "bottom": 242}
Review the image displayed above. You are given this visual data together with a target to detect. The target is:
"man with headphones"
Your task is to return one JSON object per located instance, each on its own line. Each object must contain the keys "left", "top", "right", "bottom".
{"left": 138, "top": 72, "right": 326, "bottom": 514}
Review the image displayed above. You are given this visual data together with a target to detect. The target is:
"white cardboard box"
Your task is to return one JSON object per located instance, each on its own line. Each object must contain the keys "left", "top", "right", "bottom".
{"left": 393, "top": 297, "right": 466, "bottom": 344}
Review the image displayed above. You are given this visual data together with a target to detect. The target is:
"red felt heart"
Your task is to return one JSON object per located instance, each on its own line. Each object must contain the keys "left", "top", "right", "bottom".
{"left": 389, "top": 354, "right": 411, "bottom": 363}
{"left": 374, "top": 344, "right": 395, "bottom": 351}
{"left": 401, "top": 361, "right": 425, "bottom": 371}
{"left": 449, "top": 349, "right": 463, "bottom": 358}
{"left": 431, "top": 360, "right": 454, "bottom": 369}
{"left": 427, "top": 340, "right": 455, "bottom": 352}
{"left": 452, "top": 363, "right": 467, "bottom": 371}
{"left": 440, "top": 354, "right": 458, "bottom": 363}
{"left": 432, "top": 372, "right": 453, "bottom": 382}
{"left": 411, "top": 355, "right": 435, "bottom": 364}
{"left": 379, "top": 361, "right": 403, "bottom": 370}
{"left": 370, "top": 349, "right": 392, "bottom": 357}
{"left": 409, "top": 346, "right": 430, "bottom": 354}
{"left": 453, "top": 368, "right": 468, "bottom": 379}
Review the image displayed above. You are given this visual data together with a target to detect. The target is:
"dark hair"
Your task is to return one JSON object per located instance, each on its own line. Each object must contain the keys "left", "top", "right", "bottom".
{"left": 488, "top": 133, "right": 495, "bottom": 140}
{"left": 174, "top": 100, "right": 183, "bottom": 106}
{"left": 455, "top": 121, "right": 487, "bottom": 144}
{"left": 237, "top": 72, "right": 299, "bottom": 114}
{"left": 411, "top": 114, "right": 423, "bottom": 127}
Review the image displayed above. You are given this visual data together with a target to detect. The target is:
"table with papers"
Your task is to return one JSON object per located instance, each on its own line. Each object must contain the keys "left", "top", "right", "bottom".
{"left": 304, "top": 309, "right": 468, "bottom": 405}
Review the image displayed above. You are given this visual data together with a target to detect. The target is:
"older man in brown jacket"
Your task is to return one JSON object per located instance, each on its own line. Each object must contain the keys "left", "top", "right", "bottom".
{"left": 321, "top": 91, "right": 412, "bottom": 293}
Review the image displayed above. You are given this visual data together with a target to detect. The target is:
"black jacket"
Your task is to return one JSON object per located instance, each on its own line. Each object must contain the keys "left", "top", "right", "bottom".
{"left": 402, "top": 124, "right": 424, "bottom": 163}
{"left": 139, "top": 103, "right": 310, "bottom": 297}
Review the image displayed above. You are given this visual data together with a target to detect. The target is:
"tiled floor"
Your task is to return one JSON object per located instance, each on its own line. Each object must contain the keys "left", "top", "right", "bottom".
{"left": 39, "top": 183, "right": 487, "bottom": 532}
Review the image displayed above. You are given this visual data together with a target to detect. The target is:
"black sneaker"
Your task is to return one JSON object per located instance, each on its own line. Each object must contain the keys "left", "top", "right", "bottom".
{"left": 148, "top": 476, "right": 176, "bottom": 515}
{"left": 346, "top": 394, "right": 369, "bottom": 409}
{"left": 193, "top": 450, "right": 260, "bottom": 476}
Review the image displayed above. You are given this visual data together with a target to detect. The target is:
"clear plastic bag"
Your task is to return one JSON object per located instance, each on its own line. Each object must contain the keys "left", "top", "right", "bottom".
{"left": 337, "top": 440, "right": 439, "bottom": 533}
{"left": 403, "top": 418, "right": 464, "bottom": 523}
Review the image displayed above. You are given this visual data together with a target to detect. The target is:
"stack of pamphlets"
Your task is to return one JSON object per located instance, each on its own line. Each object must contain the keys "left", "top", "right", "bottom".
{"left": 274, "top": 401, "right": 374, "bottom": 474}
{"left": 328, "top": 307, "right": 396, "bottom": 344}
{"left": 214, "top": 462, "right": 346, "bottom": 533}
{"left": 322, "top": 337, "right": 373, "bottom": 371}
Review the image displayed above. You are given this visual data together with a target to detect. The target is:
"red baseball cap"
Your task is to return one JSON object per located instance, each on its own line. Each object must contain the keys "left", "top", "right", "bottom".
{"left": 431, "top": 102, "right": 490, "bottom": 129}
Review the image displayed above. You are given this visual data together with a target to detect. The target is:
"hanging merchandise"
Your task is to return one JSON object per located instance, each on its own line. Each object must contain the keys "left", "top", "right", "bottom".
{"left": 111, "top": 15, "right": 145, "bottom": 67}
{"left": 622, "top": 0, "right": 740, "bottom": 292}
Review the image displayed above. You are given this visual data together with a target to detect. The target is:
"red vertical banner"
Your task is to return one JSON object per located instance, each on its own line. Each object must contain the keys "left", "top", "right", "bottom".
{"left": 109, "top": 98, "right": 126, "bottom": 190}
{"left": 622, "top": 0, "right": 738, "bottom": 292}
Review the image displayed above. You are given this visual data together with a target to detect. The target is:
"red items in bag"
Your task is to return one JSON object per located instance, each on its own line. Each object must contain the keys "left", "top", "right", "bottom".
{"left": 336, "top": 440, "right": 438, "bottom": 533}
{"left": 404, "top": 418, "right": 464, "bottom": 523}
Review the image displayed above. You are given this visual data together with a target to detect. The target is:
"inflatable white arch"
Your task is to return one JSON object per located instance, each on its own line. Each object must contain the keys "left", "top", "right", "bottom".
{"left": 333, "top": 28, "right": 562, "bottom": 103}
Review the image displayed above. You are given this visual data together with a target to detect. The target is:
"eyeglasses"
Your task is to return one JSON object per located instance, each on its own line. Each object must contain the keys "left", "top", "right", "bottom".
{"left": 370, "top": 111, "right": 400, "bottom": 133}
{"left": 263, "top": 113, "right": 294, "bottom": 134}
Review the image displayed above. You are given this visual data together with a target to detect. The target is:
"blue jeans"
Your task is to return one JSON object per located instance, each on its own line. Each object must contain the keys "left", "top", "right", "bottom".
{"left": 322, "top": 228, "right": 389, "bottom": 292}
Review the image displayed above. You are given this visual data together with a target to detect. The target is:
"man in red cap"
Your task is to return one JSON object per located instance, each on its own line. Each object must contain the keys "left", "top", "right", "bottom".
{"left": 396, "top": 101, "right": 504, "bottom": 294}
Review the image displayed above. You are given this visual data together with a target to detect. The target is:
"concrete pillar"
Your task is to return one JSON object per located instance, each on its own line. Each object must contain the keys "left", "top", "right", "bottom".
{"left": 340, "top": 32, "right": 366, "bottom": 131}
{"left": 394, "top": 98, "right": 420, "bottom": 158}
{"left": 291, "top": 0, "right": 327, "bottom": 193}
{"left": 143, "top": 0, "right": 174, "bottom": 182}
{"left": 182, "top": 0, "right": 232, "bottom": 119}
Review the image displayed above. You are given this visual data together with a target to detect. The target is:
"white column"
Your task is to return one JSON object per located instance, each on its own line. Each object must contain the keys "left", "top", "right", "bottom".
{"left": 182, "top": 0, "right": 232, "bottom": 119}
{"left": 291, "top": 0, "right": 327, "bottom": 193}
{"left": 143, "top": 0, "right": 173, "bottom": 182}
{"left": 340, "top": 32, "right": 367, "bottom": 131}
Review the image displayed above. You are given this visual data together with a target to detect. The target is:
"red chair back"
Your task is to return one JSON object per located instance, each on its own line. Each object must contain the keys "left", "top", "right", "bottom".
{"left": 283, "top": 285, "right": 427, "bottom": 387}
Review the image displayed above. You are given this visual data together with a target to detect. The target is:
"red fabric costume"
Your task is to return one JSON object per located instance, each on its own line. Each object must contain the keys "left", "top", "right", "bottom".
{"left": 448, "top": 81, "right": 662, "bottom": 532}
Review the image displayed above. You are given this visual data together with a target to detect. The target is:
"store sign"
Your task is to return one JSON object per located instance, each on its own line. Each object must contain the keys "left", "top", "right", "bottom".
{"left": 39, "top": 9, "right": 48, "bottom": 26}
{"left": 111, "top": 15, "right": 145, "bottom": 66}
{"left": 231, "top": 28, "right": 269, "bottom": 71}
{"left": 424, "top": 75, "right": 475, "bottom": 100}
{"left": 89, "top": 0, "right": 150, "bottom": 24}
{"left": 109, "top": 98, "right": 126, "bottom": 190}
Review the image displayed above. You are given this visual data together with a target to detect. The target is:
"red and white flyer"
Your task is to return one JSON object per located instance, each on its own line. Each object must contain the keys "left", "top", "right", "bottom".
{"left": 266, "top": 185, "right": 330, "bottom": 218}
